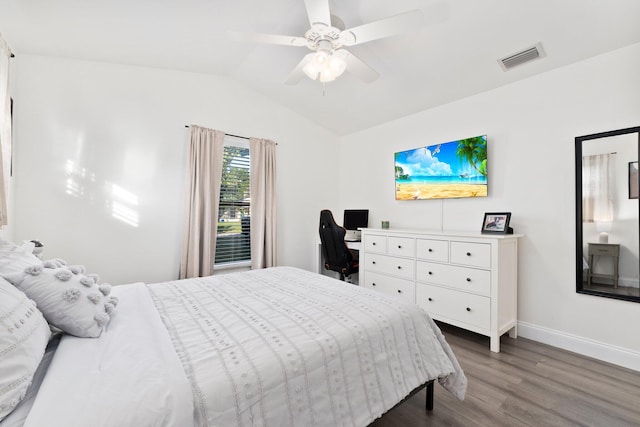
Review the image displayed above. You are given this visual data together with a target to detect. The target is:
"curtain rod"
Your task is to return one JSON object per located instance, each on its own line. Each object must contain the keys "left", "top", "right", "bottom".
{"left": 184, "top": 125, "right": 249, "bottom": 140}
{"left": 184, "top": 125, "right": 277, "bottom": 144}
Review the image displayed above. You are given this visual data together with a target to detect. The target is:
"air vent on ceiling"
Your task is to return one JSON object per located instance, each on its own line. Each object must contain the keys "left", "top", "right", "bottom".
{"left": 498, "top": 43, "right": 545, "bottom": 71}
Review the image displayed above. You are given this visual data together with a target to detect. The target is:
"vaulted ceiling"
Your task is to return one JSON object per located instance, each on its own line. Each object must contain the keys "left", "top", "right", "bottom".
{"left": 1, "top": 0, "right": 639, "bottom": 135}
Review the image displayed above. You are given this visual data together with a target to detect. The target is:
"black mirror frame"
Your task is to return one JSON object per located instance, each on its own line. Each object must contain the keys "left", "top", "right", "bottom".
{"left": 575, "top": 126, "right": 640, "bottom": 302}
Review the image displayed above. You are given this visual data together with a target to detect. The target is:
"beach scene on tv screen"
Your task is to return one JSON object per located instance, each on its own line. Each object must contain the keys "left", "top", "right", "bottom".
{"left": 395, "top": 135, "right": 487, "bottom": 200}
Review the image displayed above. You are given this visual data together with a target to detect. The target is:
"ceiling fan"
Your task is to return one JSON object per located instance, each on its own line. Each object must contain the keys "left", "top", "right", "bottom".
{"left": 237, "top": 0, "right": 424, "bottom": 84}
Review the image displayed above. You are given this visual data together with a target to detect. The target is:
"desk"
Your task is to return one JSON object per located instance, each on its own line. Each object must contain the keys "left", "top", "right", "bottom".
{"left": 587, "top": 243, "right": 620, "bottom": 288}
{"left": 316, "top": 240, "right": 361, "bottom": 284}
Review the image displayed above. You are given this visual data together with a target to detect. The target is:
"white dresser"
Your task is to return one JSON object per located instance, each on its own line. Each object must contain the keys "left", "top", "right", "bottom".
{"left": 360, "top": 228, "right": 521, "bottom": 352}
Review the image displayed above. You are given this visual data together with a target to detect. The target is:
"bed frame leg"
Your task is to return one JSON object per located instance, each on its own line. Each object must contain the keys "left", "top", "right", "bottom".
{"left": 425, "top": 380, "right": 434, "bottom": 411}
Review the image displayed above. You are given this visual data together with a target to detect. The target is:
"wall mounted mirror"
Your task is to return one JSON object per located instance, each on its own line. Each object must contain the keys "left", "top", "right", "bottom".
{"left": 575, "top": 126, "right": 640, "bottom": 302}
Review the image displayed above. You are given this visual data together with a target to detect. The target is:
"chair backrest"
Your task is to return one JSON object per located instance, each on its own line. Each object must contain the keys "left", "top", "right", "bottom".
{"left": 319, "top": 210, "right": 354, "bottom": 274}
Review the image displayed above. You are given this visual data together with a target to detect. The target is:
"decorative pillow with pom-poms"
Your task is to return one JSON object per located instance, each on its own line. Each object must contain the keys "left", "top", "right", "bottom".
{"left": 4, "top": 260, "right": 118, "bottom": 338}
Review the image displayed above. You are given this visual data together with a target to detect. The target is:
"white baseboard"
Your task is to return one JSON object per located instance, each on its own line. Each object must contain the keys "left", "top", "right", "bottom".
{"left": 517, "top": 321, "right": 640, "bottom": 372}
{"left": 619, "top": 276, "right": 640, "bottom": 288}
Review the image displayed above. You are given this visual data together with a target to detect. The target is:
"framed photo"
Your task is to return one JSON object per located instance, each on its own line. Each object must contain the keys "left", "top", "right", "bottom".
{"left": 629, "top": 161, "right": 638, "bottom": 200}
{"left": 481, "top": 212, "right": 511, "bottom": 234}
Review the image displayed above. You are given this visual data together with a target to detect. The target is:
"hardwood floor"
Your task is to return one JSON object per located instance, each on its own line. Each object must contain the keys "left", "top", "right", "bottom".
{"left": 583, "top": 282, "right": 640, "bottom": 298}
{"left": 372, "top": 323, "right": 640, "bottom": 426}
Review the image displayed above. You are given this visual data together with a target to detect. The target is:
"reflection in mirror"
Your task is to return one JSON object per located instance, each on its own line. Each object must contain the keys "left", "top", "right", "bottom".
{"left": 576, "top": 127, "right": 640, "bottom": 302}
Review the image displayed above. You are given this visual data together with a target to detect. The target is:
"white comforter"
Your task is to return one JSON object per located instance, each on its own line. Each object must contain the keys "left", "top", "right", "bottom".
{"left": 21, "top": 283, "right": 193, "bottom": 427}
{"left": 18, "top": 267, "right": 466, "bottom": 427}
{"left": 148, "top": 267, "right": 466, "bottom": 427}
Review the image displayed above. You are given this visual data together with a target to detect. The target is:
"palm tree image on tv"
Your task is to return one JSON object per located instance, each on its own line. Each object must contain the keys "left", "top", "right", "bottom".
{"left": 395, "top": 165, "right": 410, "bottom": 180}
{"left": 394, "top": 135, "right": 488, "bottom": 200}
{"left": 456, "top": 136, "right": 487, "bottom": 178}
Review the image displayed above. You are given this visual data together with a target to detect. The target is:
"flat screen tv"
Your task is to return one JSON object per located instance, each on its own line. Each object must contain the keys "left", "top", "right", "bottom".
{"left": 394, "top": 135, "right": 487, "bottom": 200}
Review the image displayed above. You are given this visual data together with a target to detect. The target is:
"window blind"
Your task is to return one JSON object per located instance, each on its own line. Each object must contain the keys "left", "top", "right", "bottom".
{"left": 215, "top": 143, "right": 251, "bottom": 265}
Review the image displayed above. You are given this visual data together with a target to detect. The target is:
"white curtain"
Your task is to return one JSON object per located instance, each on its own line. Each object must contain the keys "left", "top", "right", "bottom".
{"left": 0, "top": 34, "right": 12, "bottom": 227}
{"left": 180, "top": 126, "right": 225, "bottom": 278}
{"left": 250, "top": 138, "right": 277, "bottom": 269}
{"left": 582, "top": 153, "right": 613, "bottom": 223}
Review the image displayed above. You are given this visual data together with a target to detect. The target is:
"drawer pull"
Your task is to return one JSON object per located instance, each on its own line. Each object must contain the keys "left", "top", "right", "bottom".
{"left": 428, "top": 271, "right": 433, "bottom": 275}
{"left": 397, "top": 266, "right": 402, "bottom": 270}
{"left": 372, "top": 242, "right": 377, "bottom": 246}
{"left": 398, "top": 245, "right": 402, "bottom": 249}
{"left": 372, "top": 283, "right": 376, "bottom": 287}
{"left": 466, "top": 307, "right": 471, "bottom": 312}
{"left": 428, "top": 248, "right": 433, "bottom": 252}
{"left": 466, "top": 277, "right": 471, "bottom": 282}
{"left": 428, "top": 297, "right": 433, "bottom": 301}
{"left": 372, "top": 261, "right": 376, "bottom": 264}
{"left": 397, "top": 289, "right": 402, "bottom": 294}
{"left": 466, "top": 252, "right": 471, "bottom": 256}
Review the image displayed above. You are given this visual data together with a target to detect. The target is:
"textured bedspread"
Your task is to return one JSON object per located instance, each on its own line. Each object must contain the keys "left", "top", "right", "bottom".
{"left": 148, "top": 267, "right": 466, "bottom": 427}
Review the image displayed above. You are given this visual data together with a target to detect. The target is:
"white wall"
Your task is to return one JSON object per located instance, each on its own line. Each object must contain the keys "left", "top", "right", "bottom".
{"left": 339, "top": 42, "right": 640, "bottom": 363}
{"left": 11, "top": 55, "right": 340, "bottom": 285}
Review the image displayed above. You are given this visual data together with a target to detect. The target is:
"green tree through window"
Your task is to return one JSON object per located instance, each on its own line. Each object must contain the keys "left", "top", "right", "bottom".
{"left": 215, "top": 144, "right": 251, "bottom": 265}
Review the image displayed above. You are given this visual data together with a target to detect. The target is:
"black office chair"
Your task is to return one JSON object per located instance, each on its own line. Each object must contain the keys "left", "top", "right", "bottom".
{"left": 319, "top": 210, "right": 359, "bottom": 281}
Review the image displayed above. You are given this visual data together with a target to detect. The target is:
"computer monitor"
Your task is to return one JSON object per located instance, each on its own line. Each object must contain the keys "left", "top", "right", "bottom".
{"left": 343, "top": 209, "right": 369, "bottom": 230}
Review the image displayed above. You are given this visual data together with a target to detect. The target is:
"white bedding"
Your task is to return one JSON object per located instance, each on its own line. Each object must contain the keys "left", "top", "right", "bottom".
{"left": 148, "top": 267, "right": 466, "bottom": 427}
{"left": 0, "top": 335, "right": 60, "bottom": 427}
{"left": 13, "top": 267, "right": 466, "bottom": 427}
{"left": 21, "top": 283, "right": 193, "bottom": 427}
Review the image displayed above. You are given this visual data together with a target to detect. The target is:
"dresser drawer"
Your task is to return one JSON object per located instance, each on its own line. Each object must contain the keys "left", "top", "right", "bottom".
{"left": 450, "top": 241, "right": 491, "bottom": 269}
{"left": 387, "top": 237, "right": 415, "bottom": 257}
{"left": 416, "top": 284, "right": 490, "bottom": 330}
{"left": 416, "top": 261, "right": 491, "bottom": 296}
{"left": 364, "top": 254, "right": 414, "bottom": 280}
{"left": 364, "top": 271, "right": 415, "bottom": 304}
{"left": 363, "top": 234, "right": 387, "bottom": 254}
{"left": 416, "top": 238, "right": 449, "bottom": 262}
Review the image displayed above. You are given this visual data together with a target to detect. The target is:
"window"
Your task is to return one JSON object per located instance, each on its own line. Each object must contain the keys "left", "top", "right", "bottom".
{"left": 215, "top": 137, "right": 251, "bottom": 267}
{"left": 582, "top": 153, "right": 612, "bottom": 223}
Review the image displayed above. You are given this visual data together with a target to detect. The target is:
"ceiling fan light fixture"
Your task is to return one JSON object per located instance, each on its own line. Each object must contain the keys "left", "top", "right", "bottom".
{"left": 313, "top": 50, "right": 329, "bottom": 65}
{"left": 302, "top": 57, "right": 322, "bottom": 80}
{"left": 328, "top": 54, "right": 346, "bottom": 75}
{"left": 302, "top": 51, "right": 346, "bottom": 82}
{"left": 319, "top": 70, "right": 336, "bottom": 82}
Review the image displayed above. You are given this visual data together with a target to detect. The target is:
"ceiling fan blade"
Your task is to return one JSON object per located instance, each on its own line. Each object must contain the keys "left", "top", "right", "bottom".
{"left": 304, "top": 0, "right": 331, "bottom": 27}
{"left": 335, "top": 50, "right": 379, "bottom": 83}
{"left": 285, "top": 53, "right": 315, "bottom": 85}
{"left": 230, "top": 31, "right": 307, "bottom": 47}
{"left": 339, "top": 10, "right": 424, "bottom": 46}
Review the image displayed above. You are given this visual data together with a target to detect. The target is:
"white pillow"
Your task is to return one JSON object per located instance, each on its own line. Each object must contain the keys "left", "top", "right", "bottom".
{"left": 0, "top": 238, "right": 118, "bottom": 338}
{"left": 0, "top": 277, "right": 51, "bottom": 422}
{"left": 7, "top": 262, "right": 118, "bottom": 338}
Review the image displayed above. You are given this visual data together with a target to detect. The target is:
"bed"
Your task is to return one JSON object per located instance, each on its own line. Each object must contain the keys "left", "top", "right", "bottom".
{"left": 0, "top": 242, "right": 466, "bottom": 427}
